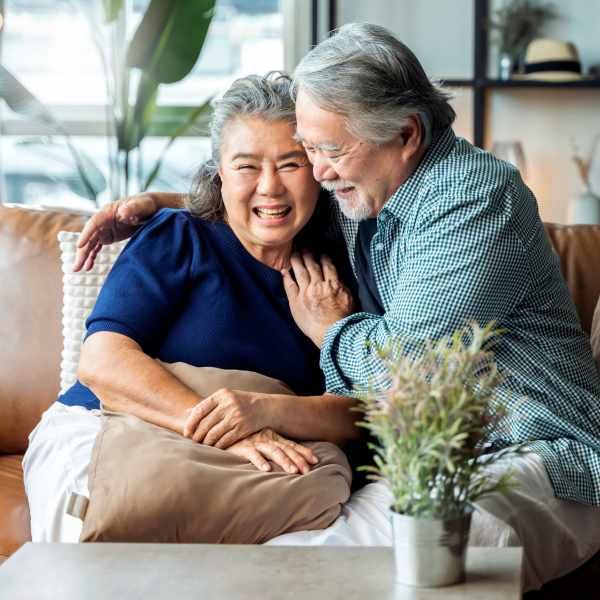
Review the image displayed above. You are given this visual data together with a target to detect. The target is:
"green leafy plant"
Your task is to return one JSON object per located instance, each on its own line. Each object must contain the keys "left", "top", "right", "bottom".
{"left": 357, "top": 322, "right": 522, "bottom": 519}
{"left": 0, "top": 66, "right": 107, "bottom": 201}
{"left": 487, "top": 0, "right": 559, "bottom": 69}
{"left": 0, "top": 0, "right": 215, "bottom": 204}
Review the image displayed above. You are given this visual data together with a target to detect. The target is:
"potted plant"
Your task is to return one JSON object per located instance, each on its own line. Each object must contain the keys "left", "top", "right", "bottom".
{"left": 357, "top": 323, "right": 520, "bottom": 587}
{"left": 487, "top": 0, "right": 559, "bottom": 79}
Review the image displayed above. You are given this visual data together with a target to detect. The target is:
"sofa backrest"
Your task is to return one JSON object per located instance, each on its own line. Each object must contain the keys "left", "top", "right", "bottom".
{"left": 1, "top": 206, "right": 600, "bottom": 454}
{"left": 545, "top": 223, "right": 600, "bottom": 335}
{"left": 0, "top": 205, "right": 85, "bottom": 454}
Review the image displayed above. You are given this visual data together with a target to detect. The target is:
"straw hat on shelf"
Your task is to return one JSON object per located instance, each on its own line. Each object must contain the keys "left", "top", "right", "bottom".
{"left": 514, "top": 38, "right": 588, "bottom": 81}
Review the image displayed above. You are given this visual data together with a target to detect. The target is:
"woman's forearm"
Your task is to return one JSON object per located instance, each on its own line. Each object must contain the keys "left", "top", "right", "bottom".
{"left": 147, "top": 192, "right": 186, "bottom": 210}
{"left": 265, "top": 393, "right": 361, "bottom": 446}
{"left": 78, "top": 331, "right": 200, "bottom": 434}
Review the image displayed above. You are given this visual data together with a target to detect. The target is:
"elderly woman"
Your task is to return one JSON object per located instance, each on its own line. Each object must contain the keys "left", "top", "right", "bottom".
{"left": 23, "top": 72, "right": 361, "bottom": 544}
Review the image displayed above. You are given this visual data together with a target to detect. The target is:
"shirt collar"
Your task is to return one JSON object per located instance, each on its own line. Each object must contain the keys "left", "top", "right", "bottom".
{"left": 379, "top": 127, "right": 457, "bottom": 224}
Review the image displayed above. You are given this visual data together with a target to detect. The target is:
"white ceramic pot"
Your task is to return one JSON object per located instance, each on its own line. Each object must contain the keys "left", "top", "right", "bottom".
{"left": 391, "top": 510, "right": 472, "bottom": 587}
{"left": 569, "top": 192, "right": 600, "bottom": 225}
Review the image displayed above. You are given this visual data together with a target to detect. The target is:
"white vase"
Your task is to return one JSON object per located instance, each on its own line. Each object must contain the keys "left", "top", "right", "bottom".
{"left": 391, "top": 510, "right": 472, "bottom": 587}
{"left": 498, "top": 52, "right": 513, "bottom": 80}
{"left": 569, "top": 191, "right": 600, "bottom": 225}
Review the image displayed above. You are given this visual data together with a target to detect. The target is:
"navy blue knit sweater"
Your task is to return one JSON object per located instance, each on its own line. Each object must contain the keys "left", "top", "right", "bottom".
{"left": 59, "top": 209, "right": 340, "bottom": 410}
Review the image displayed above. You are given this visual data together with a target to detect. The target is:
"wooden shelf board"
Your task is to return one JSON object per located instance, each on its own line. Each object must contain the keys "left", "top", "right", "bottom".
{"left": 481, "top": 78, "right": 600, "bottom": 88}
{"left": 441, "top": 79, "right": 475, "bottom": 87}
{"left": 441, "top": 79, "right": 600, "bottom": 89}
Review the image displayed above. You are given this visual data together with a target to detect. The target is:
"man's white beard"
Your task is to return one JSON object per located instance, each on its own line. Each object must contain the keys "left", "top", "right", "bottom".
{"left": 320, "top": 180, "right": 372, "bottom": 221}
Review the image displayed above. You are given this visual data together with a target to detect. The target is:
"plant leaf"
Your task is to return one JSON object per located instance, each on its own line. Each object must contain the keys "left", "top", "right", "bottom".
{"left": 124, "top": 73, "right": 160, "bottom": 151}
{"left": 17, "top": 138, "right": 106, "bottom": 200}
{"left": 126, "top": 0, "right": 216, "bottom": 84}
{"left": 103, "top": 0, "right": 125, "bottom": 23}
{"left": 115, "top": 64, "right": 131, "bottom": 151}
{"left": 0, "top": 66, "right": 102, "bottom": 201}
{"left": 142, "top": 99, "right": 212, "bottom": 190}
{"left": 146, "top": 102, "right": 212, "bottom": 137}
{"left": 0, "top": 65, "right": 64, "bottom": 131}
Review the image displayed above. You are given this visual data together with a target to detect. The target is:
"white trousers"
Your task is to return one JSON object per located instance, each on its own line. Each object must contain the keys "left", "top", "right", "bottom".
{"left": 23, "top": 402, "right": 600, "bottom": 592}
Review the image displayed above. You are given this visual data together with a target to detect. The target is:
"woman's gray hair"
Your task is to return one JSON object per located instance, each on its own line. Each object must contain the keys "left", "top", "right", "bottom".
{"left": 291, "top": 23, "right": 455, "bottom": 147}
{"left": 187, "top": 71, "right": 296, "bottom": 220}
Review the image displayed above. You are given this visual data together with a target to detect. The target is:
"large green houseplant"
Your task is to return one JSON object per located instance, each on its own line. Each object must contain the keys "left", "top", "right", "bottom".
{"left": 357, "top": 322, "right": 520, "bottom": 587}
{"left": 0, "top": 0, "right": 215, "bottom": 205}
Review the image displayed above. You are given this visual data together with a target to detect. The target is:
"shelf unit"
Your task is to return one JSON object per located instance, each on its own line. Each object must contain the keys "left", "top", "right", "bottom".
{"left": 311, "top": 0, "right": 337, "bottom": 47}
{"left": 318, "top": 0, "right": 600, "bottom": 149}
{"left": 441, "top": 1, "right": 600, "bottom": 148}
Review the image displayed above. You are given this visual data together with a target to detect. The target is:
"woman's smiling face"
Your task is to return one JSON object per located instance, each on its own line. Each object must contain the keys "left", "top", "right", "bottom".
{"left": 218, "top": 116, "right": 320, "bottom": 266}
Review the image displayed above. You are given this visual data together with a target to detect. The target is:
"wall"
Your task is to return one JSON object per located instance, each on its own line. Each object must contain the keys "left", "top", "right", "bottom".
{"left": 336, "top": 0, "right": 600, "bottom": 223}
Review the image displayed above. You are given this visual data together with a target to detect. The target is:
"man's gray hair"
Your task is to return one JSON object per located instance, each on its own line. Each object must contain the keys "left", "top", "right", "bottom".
{"left": 291, "top": 23, "right": 455, "bottom": 146}
{"left": 187, "top": 72, "right": 296, "bottom": 219}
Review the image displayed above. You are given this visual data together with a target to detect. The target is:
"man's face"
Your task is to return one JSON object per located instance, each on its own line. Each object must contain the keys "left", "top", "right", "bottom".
{"left": 295, "top": 89, "right": 407, "bottom": 220}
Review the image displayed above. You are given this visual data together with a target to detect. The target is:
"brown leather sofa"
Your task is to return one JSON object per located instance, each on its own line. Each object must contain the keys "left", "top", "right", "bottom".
{"left": 1, "top": 205, "right": 86, "bottom": 562}
{"left": 1, "top": 204, "right": 599, "bottom": 595}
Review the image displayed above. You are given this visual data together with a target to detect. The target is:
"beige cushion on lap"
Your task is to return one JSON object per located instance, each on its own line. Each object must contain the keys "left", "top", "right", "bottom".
{"left": 159, "top": 361, "right": 295, "bottom": 396}
{"left": 80, "top": 364, "right": 352, "bottom": 544}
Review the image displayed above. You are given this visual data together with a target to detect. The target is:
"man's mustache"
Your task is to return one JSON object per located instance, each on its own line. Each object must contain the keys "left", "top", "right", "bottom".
{"left": 319, "top": 180, "right": 356, "bottom": 192}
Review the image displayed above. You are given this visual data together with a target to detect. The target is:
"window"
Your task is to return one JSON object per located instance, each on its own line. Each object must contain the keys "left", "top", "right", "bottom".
{"left": 0, "top": 0, "right": 308, "bottom": 210}
{"left": 0, "top": 134, "right": 210, "bottom": 211}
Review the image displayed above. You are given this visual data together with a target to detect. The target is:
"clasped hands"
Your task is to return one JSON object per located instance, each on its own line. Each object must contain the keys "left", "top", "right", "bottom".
{"left": 183, "top": 388, "right": 318, "bottom": 475}
{"left": 74, "top": 198, "right": 355, "bottom": 474}
{"left": 181, "top": 252, "right": 353, "bottom": 475}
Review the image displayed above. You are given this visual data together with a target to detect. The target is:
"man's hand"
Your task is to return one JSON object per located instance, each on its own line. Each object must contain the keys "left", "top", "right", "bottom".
{"left": 225, "top": 428, "right": 318, "bottom": 474}
{"left": 183, "top": 388, "right": 268, "bottom": 449}
{"left": 72, "top": 193, "right": 159, "bottom": 272}
{"left": 282, "top": 252, "right": 354, "bottom": 347}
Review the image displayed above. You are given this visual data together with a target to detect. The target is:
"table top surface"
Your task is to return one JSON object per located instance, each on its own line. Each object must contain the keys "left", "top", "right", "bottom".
{"left": 0, "top": 543, "right": 522, "bottom": 600}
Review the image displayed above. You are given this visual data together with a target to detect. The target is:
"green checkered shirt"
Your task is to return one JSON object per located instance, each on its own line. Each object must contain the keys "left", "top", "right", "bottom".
{"left": 321, "top": 127, "right": 600, "bottom": 505}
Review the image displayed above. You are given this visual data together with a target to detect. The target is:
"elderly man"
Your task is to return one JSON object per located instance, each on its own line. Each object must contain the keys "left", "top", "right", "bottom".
{"left": 74, "top": 23, "right": 600, "bottom": 592}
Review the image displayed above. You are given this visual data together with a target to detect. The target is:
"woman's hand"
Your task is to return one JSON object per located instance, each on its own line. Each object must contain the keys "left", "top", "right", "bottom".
{"left": 73, "top": 193, "right": 160, "bottom": 272}
{"left": 183, "top": 388, "right": 269, "bottom": 449}
{"left": 282, "top": 252, "right": 355, "bottom": 347}
{"left": 226, "top": 428, "right": 318, "bottom": 474}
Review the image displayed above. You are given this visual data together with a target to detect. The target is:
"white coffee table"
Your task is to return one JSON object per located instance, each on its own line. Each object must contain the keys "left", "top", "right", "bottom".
{"left": 0, "top": 543, "right": 522, "bottom": 599}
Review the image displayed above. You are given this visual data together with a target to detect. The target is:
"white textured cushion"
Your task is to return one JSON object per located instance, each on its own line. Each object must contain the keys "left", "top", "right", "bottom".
{"left": 58, "top": 232, "right": 127, "bottom": 393}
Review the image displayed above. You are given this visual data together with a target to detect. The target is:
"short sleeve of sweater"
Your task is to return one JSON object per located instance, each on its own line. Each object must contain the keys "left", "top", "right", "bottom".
{"left": 85, "top": 209, "right": 201, "bottom": 351}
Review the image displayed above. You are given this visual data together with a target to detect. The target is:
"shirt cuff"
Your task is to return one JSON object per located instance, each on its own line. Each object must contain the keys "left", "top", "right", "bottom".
{"left": 320, "top": 313, "right": 369, "bottom": 396}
